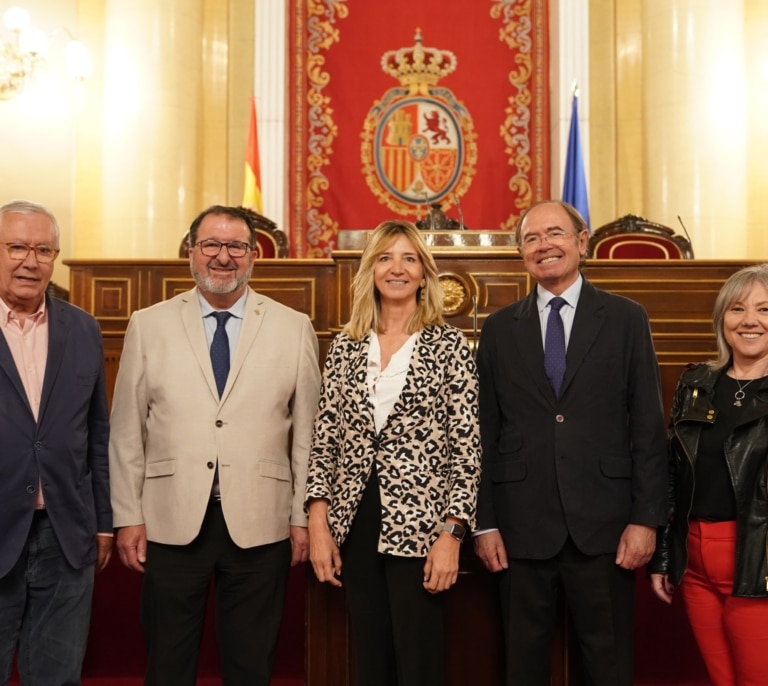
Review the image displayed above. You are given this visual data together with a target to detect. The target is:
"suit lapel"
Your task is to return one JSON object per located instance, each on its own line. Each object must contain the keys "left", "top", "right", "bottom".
{"left": 346, "top": 335, "right": 374, "bottom": 428}
{"left": 226, "top": 289, "right": 265, "bottom": 400}
{"left": 181, "top": 290, "right": 221, "bottom": 402}
{"left": 402, "top": 328, "right": 437, "bottom": 393}
{"left": 513, "top": 291, "right": 554, "bottom": 400}
{"left": 561, "top": 280, "right": 606, "bottom": 397}
{"left": 388, "top": 327, "right": 437, "bottom": 423}
{"left": 38, "top": 296, "right": 68, "bottom": 423}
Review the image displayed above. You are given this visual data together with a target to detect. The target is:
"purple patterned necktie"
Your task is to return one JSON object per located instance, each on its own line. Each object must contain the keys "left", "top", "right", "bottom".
{"left": 544, "top": 297, "right": 567, "bottom": 396}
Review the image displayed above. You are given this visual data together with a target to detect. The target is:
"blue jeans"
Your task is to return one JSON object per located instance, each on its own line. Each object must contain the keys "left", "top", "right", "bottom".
{"left": 0, "top": 511, "right": 95, "bottom": 686}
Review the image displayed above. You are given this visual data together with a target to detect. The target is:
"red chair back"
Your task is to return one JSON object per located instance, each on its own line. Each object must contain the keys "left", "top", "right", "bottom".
{"left": 587, "top": 214, "right": 693, "bottom": 259}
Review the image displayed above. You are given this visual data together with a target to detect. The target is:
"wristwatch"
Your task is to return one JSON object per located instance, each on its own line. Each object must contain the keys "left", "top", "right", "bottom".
{"left": 440, "top": 522, "right": 467, "bottom": 542}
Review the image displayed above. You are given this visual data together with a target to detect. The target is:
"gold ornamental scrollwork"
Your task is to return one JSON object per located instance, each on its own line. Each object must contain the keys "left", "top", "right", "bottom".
{"left": 491, "top": 0, "right": 547, "bottom": 229}
{"left": 303, "top": 0, "right": 349, "bottom": 256}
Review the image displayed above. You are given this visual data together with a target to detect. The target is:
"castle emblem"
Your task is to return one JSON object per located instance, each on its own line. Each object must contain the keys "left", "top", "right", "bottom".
{"left": 361, "top": 29, "right": 477, "bottom": 216}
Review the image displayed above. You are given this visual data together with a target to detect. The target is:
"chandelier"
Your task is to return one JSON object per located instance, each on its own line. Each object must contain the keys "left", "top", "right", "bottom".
{"left": 1, "top": 6, "right": 92, "bottom": 100}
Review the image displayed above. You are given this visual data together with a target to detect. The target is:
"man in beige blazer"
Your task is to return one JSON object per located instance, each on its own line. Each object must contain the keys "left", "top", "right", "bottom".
{"left": 109, "top": 205, "right": 321, "bottom": 686}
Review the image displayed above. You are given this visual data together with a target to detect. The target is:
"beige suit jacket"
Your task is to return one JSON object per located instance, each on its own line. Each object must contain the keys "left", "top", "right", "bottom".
{"left": 109, "top": 287, "right": 321, "bottom": 547}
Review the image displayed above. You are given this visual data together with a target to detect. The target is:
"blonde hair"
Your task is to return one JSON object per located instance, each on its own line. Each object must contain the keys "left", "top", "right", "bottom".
{"left": 709, "top": 264, "right": 768, "bottom": 370}
{"left": 343, "top": 220, "right": 444, "bottom": 340}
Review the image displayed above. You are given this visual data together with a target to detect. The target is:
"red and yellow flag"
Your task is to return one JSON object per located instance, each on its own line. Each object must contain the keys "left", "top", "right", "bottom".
{"left": 242, "top": 96, "right": 263, "bottom": 213}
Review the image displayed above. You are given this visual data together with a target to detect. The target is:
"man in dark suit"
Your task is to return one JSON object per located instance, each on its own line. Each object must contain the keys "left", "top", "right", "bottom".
{"left": 0, "top": 200, "right": 112, "bottom": 685}
{"left": 474, "top": 200, "right": 667, "bottom": 685}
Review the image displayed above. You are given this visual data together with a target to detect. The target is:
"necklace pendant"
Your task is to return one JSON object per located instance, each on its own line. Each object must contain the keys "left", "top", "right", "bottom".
{"left": 734, "top": 399, "right": 742, "bottom": 407}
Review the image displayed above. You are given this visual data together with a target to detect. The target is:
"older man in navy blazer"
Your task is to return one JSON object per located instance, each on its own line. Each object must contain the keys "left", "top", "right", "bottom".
{"left": 475, "top": 200, "right": 667, "bottom": 686}
{"left": 0, "top": 201, "right": 111, "bottom": 685}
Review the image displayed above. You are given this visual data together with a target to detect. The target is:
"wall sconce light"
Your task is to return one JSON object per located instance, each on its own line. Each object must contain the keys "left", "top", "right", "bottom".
{"left": 1, "top": 6, "right": 92, "bottom": 100}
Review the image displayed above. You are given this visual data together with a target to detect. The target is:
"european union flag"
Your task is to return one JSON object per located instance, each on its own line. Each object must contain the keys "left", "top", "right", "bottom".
{"left": 562, "top": 94, "right": 590, "bottom": 231}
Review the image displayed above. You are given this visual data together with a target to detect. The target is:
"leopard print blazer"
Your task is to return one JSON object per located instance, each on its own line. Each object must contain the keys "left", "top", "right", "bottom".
{"left": 305, "top": 324, "right": 481, "bottom": 557}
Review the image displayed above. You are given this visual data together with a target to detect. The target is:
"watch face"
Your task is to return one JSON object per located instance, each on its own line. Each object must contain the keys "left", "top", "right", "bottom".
{"left": 444, "top": 523, "right": 466, "bottom": 541}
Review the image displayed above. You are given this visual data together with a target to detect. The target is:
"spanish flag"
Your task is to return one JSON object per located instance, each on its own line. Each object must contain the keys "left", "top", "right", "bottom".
{"left": 242, "top": 96, "right": 263, "bottom": 213}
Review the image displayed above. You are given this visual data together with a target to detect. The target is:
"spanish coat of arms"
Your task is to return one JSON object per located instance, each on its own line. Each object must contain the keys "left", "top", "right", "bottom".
{"left": 361, "top": 29, "right": 478, "bottom": 217}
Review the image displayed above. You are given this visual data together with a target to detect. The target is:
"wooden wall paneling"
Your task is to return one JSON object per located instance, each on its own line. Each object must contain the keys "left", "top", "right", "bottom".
{"left": 582, "top": 262, "right": 737, "bottom": 421}
{"left": 305, "top": 582, "right": 352, "bottom": 685}
{"left": 68, "top": 258, "right": 339, "bottom": 379}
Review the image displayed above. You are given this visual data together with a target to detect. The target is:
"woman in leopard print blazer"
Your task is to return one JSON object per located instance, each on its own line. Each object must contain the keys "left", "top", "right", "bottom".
{"left": 305, "top": 219, "right": 481, "bottom": 686}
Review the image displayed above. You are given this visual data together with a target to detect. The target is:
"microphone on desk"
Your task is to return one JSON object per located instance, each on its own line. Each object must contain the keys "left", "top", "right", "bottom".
{"left": 453, "top": 192, "right": 465, "bottom": 231}
{"left": 677, "top": 215, "right": 695, "bottom": 255}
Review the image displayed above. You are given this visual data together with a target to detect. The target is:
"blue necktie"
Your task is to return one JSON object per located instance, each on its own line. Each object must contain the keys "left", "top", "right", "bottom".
{"left": 210, "top": 311, "right": 232, "bottom": 397}
{"left": 544, "top": 297, "right": 567, "bottom": 396}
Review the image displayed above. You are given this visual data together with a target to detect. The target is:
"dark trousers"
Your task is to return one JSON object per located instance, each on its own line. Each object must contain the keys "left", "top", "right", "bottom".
{"left": 141, "top": 500, "right": 291, "bottom": 686}
{"left": 499, "top": 536, "right": 635, "bottom": 686}
{"left": 0, "top": 511, "right": 94, "bottom": 686}
{"left": 342, "top": 472, "right": 445, "bottom": 686}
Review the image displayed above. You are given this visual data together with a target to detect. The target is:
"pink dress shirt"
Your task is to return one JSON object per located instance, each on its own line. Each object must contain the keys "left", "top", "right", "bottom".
{"left": 0, "top": 297, "right": 48, "bottom": 508}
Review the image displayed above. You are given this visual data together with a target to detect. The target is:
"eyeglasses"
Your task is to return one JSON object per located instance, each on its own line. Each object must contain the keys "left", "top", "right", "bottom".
{"left": 193, "top": 239, "right": 252, "bottom": 258}
{"left": 520, "top": 230, "right": 577, "bottom": 249}
{"left": 4, "top": 243, "right": 60, "bottom": 263}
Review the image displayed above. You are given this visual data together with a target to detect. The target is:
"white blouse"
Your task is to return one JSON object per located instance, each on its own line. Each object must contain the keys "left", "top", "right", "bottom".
{"left": 367, "top": 330, "right": 418, "bottom": 433}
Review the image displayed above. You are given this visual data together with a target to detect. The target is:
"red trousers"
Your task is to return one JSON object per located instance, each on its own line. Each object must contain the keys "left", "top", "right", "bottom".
{"left": 680, "top": 520, "right": 768, "bottom": 686}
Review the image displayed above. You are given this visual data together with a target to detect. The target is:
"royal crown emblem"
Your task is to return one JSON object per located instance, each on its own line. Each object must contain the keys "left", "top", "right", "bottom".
{"left": 361, "top": 29, "right": 477, "bottom": 218}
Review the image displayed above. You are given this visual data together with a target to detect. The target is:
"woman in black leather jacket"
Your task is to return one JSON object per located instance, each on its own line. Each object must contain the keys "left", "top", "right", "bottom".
{"left": 649, "top": 264, "right": 768, "bottom": 686}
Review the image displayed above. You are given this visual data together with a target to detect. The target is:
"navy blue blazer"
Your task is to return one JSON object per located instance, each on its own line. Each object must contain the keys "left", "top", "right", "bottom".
{"left": 0, "top": 295, "right": 111, "bottom": 578}
{"left": 476, "top": 278, "right": 667, "bottom": 558}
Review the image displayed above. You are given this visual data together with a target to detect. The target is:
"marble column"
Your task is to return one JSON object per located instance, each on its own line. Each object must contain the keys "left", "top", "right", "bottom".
{"left": 549, "top": 0, "right": 590, "bottom": 204}
{"left": 642, "top": 0, "right": 747, "bottom": 258}
{"left": 91, "top": 0, "right": 204, "bottom": 259}
{"left": 252, "top": 0, "right": 287, "bottom": 231}
{"left": 744, "top": 0, "right": 768, "bottom": 258}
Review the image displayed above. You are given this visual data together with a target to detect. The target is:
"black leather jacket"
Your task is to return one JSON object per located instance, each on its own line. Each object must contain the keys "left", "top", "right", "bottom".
{"left": 648, "top": 363, "right": 768, "bottom": 597}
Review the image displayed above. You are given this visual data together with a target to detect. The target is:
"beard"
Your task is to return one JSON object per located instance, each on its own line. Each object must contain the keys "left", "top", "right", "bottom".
{"left": 191, "top": 260, "right": 253, "bottom": 295}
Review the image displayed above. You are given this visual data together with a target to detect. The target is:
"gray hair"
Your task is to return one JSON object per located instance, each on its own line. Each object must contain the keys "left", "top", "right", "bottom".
{"left": 515, "top": 199, "right": 588, "bottom": 266}
{"left": 0, "top": 200, "right": 61, "bottom": 247}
